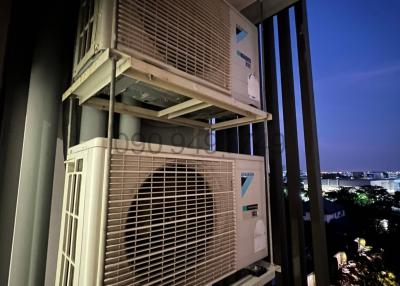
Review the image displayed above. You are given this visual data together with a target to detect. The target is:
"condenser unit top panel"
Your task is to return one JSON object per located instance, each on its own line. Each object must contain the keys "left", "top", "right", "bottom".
{"left": 68, "top": 137, "right": 265, "bottom": 163}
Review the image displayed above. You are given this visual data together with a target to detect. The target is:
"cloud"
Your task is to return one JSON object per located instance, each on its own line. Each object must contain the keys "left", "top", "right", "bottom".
{"left": 349, "top": 63, "right": 400, "bottom": 81}
{"left": 314, "top": 62, "right": 400, "bottom": 86}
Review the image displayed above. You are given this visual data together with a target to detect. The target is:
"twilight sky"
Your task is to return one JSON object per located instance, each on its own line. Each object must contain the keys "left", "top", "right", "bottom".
{"left": 281, "top": 0, "right": 400, "bottom": 171}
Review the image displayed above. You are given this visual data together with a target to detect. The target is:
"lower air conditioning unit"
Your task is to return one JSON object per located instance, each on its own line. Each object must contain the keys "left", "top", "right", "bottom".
{"left": 56, "top": 138, "right": 268, "bottom": 285}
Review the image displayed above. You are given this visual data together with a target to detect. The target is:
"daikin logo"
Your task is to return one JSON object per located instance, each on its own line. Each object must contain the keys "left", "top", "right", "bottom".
{"left": 241, "top": 172, "right": 255, "bottom": 197}
{"left": 236, "top": 24, "right": 248, "bottom": 43}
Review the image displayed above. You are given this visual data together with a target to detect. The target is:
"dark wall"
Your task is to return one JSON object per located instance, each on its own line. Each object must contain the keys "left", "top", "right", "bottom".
{"left": 0, "top": 0, "right": 11, "bottom": 93}
{"left": 0, "top": 2, "right": 37, "bottom": 283}
{"left": 0, "top": 1, "right": 79, "bottom": 285}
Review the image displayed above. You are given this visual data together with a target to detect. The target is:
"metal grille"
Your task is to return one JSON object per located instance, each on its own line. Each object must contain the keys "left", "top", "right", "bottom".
{"left": 59, "top": 160, "right": 83, "bottom": 286}
{"left": 76, "top": 0, "right": 96, "bottom": 64}
{"left": 117, "top": 0, "right": 232, "bottom": 91}
{"left": 104, "top": 154, "right": 236, "bottom": 286}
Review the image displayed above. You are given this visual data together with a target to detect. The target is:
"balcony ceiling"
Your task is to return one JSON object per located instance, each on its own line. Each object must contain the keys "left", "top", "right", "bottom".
{"left": 227, "top": 0, "right": 258, "bottom": 11}
{"left": 226, "top": 0, "right": 299, "bottom": 23}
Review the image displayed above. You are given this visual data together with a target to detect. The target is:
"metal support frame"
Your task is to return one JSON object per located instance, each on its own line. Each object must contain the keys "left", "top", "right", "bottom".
{"left": 278, "top": 9, "right": 307, "bottom": 286}
{"left": 61, "top": 47, "right": 271, "bottom": 131}
{"left": 263, "top": 17, "right": 291, "bottom": 286}
{"left": 66, "top": 96, "right": 77, "bottom": 149}
{"left": 295, "top": 1, "right": 330, "bottom": 284}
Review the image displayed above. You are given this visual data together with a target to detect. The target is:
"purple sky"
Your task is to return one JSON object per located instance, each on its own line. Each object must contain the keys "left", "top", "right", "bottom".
{"left": 277, "top": 1, "right": 400, "bottom": 172}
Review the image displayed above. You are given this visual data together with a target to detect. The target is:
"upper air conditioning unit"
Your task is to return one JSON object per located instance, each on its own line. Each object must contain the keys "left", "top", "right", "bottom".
{"left": 55, "top": 138, "right": 270, "bottom": 285}
{"left": 72, "top": 0, "right": 261, "bottom": 109}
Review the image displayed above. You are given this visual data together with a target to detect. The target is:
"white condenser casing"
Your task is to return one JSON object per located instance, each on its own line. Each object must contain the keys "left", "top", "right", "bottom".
{"left": 55, "top": 138, "right": 268, "bottom": 286}
{"left": 73, "top": 0, "right": 261, "bottom": 108}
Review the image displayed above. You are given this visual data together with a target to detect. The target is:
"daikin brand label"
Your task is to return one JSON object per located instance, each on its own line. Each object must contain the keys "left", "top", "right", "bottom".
{"left": 242, "top": 204, "right": 259, "bottom": 220}
{"left": 236, "top": 50, "right": 252, "bottom": 69}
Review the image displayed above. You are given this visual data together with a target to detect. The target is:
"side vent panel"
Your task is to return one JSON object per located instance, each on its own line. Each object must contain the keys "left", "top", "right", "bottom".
{"left": 104, "top": 154, "right": 236, "bottom": 285}
{"left": 117, "top": 0, "right": 232, "bottom": 91}
{"left": 73, "top": 0, "right": 97, "bottom": 77}
{"left": 59, "top": 159, "right": 84, "bottom": 286}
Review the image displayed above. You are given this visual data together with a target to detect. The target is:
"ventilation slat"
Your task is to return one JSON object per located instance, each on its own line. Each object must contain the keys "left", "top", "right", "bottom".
{"left": 106, "top": 211, "right": 234, "bottom": 235}
{"left": 105, "top": 251, "right": 234, "bottom": 286}
{"left": 107, "top": 202, "right": 232, "bottom": 222}
{"left": 117, "top": 0, "right": 231, "bottom": 91}
{"left": 105, "top": 232, "right": 234, "bottom": 271}
{"left": 106, "top": 221, "right": 234, "bottom": 252}
{"left": 105, "top": 252, "right": 234, "bottom": 285}
{"left": 106, "top": 222, "right": 234, "bottom": 252}
{"left": 104, "top": 154, "right": 236, "bottom": 286}
{"left": 107, "top": 191, "right": 233, "bottom": 204}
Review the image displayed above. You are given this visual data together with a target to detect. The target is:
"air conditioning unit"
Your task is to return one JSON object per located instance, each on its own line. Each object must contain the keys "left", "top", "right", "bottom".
{"left": 73, "top": 0, "right": 261, "bottom": 108}
{"left": 55, "top": 138, "right": 269, "bottom": 285}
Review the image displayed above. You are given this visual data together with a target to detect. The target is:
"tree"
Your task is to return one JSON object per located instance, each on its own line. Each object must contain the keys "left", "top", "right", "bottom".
{"left": 361, "top": 186, "right": 394, "bottom": 210}
{"left": 326, "top": 187, "right": 358, "bottom": 208}
{"left": 393, "top": 192, "right": 400, "bottom": 207}
{"left": 337, "top": 243, "right": 398, "bottom": 285}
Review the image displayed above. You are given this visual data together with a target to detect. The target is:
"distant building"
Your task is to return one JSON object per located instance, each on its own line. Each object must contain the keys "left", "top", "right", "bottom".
{"left": 303, "top": 199, "right": 345, "bottom": 223}
{"left": 321, "top": 172, "right": 349, "bottom": 180}
{"left": 370, "top": 179, "right": 400, "bottom": 193}
{"left": 351, "top": 171, "right": 365, "bottom": 179}
{"left": 304, "top": 178, "right": 400, "bottom": 193}
{"left": 366, "top": 171, "right": 386, "bottom": 180}
{"left": 386, "top": 172, "right": 399, "bottom": 179}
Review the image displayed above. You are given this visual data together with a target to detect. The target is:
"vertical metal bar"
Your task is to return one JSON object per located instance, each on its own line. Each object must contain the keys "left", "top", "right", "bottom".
{"left": 209, "top": 118, "right": 216, "bottom": 152}
{"left": 258, "top": 21, "right": 275, "bottom": 270}
{"left": 99, "top": 0, "right": 118, "bottom": 284}
{"left": 294, "top": 1, "right": 330, "bottom": 284}
{"left": 257, "top": 0, "right": 276, "bottom": 275}
{"left": 67, "top": 97, "right": 75, "bottom": 149}
{"left": 106, "top": 75, "right": 116, "bottom": 150}
{"left": 277, "top": 9, "right": 307, "bottom": 286}
{"left": 263, "top": 17, "right": 291, "bottom": 286}
{"left": 263, "top": 120, "right": 275, "bottom": 266}
{"left": 98, "top": 57, "right": 116, "bottom": 285}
